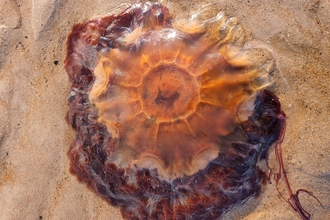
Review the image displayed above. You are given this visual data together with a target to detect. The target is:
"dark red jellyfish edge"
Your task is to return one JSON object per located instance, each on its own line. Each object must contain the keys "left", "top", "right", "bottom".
{"left": 64, "top": 2, "right": 321, "bottom": 220}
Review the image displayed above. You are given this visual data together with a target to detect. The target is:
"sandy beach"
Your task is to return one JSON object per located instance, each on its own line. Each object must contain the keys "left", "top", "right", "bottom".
{"left": 0, "top": 0, "right": 329, "bottom": 219}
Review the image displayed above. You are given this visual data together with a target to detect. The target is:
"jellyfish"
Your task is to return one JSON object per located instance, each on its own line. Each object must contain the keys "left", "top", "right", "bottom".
{"left": 64, "top": 2, "right": 320, "bottom": 219}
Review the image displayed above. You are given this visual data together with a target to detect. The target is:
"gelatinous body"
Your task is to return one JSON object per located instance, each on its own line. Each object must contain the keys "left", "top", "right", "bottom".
{"left": 64, "top": 2, "right": 309, "bottom": 219}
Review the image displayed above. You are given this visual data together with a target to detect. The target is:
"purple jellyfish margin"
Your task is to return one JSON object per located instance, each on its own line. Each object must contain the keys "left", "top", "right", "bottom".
{"left": 64, "top": 2, "right": 321, "bottom": 220}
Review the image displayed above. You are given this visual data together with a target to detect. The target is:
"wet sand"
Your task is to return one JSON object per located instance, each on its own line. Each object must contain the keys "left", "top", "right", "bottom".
{"left": 0, "top": 0, "right": 329, "bottom": 219}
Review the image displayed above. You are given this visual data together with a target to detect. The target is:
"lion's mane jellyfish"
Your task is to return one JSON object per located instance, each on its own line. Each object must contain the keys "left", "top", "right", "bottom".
{"left": 65, "top": 2, "right": 320, "bottom": 219}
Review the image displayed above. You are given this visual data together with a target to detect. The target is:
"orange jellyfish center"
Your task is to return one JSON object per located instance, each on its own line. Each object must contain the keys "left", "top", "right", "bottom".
{"left": 88, "top": 27, "right": 272, "bottom": 180}
{"left": 140, "top": 64, "right": 199, "bottom": 121}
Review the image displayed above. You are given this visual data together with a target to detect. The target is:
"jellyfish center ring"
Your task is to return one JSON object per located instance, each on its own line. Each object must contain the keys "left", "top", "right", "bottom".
{"left": 140, "top": 64, "right": 199, "bottom": 121}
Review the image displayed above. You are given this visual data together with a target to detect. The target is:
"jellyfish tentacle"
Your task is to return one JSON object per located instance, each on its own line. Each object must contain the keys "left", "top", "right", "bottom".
{"left": 268, "top": 114, "right": 323, "bottom": 220}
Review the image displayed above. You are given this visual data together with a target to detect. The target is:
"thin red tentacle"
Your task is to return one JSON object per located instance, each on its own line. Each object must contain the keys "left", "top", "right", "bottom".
{"left": 267, "top": 111, "right": 323, "bottom": 220}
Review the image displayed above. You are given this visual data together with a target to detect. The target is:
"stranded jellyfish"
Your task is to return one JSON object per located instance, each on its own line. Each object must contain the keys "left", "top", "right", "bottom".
{"left": 65, "top": 2, "right": 320, "bottom": 219}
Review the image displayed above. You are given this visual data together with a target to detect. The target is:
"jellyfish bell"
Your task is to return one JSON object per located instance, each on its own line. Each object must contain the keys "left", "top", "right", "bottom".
{"left": 89, "top": 13, "right": 271, "bottom": 179}
{"left": 65, "top": 2, "right": 318, "bottom": 219}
